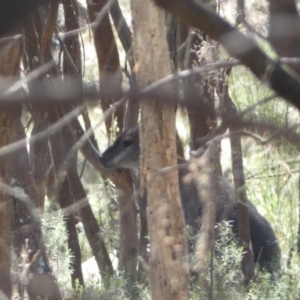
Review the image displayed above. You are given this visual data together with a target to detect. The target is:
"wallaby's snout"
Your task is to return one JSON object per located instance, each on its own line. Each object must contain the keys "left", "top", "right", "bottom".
{"left": 99, "top": 126, "right": 140, "bottom": 170}
{"left": 99, "top": 153, "right": 116, "bottom": 169}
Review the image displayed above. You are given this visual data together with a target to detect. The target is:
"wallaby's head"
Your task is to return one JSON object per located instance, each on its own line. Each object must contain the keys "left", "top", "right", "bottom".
{"left": 99, "top": 126, "right": 140, "bottom": 170}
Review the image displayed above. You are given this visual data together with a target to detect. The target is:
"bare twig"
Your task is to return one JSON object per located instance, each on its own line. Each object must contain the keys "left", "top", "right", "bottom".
{"left": 57, "top": 0, "right": 117, "bottom": 40}
{"left": 54, "top": 97, "right": 126, "bottom": 191}
{"left": 2, "top": 61, "right": 55, "bottom": 96}
{"left": 152, "top": 0, "right": 300, "bottom": 111}
{"left": 140, "top": 60, "right": 240, "bottom": 96}
{"left": 0, "top": 105, "right": 85, "bottom": 159}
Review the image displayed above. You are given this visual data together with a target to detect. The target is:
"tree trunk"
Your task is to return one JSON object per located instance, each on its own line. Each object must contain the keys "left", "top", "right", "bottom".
{"left": 0, "top": 34, "right": 23, "bottom": 299}
{"left": 24, "top": 4, "right": 52, "bottom": 210}
{"left": 86, "top": 0, "right": 124, "bottom": 136}
{"left": 68, "top": 118, "right": 138, "bottom": 280}
{"left": 49, "top": 119, "right": 85, "bottom": 288}
{"left": 224, "top": 90, "right": 255, "bottom": 284}
{"left": 50, "top": 115, "right": 115, "bottom": 285}
{"left": 131, "top": 0, "right": 189, "bottom": 298}
{"left": 87, "top": 0, "right": 139, "bottom": 279}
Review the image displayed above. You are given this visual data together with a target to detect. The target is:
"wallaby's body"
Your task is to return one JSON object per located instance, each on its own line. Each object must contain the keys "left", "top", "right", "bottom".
{"left": 100, "top": 126, "right": 281, "bottom": 273}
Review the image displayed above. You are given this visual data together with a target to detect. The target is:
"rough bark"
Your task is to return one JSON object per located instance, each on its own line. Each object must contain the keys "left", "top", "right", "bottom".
{"left": 87, "top": 0, "right": 124, "bottom": 136}
{"left": 63, "top": 0, "right": 82, "bottom": 76}
{"left": 136, "top": 192, "right": 149, "bottom": 274}
{"left": 40, "top": 0, "right": 59, "bottom": 75}
{"left": 166, "top": 12, "right": 180, "bottom": 71}
{"left": 24, "top": 10, "right": 52, "bottom": 209}
{"left": 110, "top": 0, "right": 133, "bottom": 68}
{"left": 0, "top": 33, "right": 23, "bottom": 299}
{"left": 131, "top": 0, "right": 189, "bottom": 298}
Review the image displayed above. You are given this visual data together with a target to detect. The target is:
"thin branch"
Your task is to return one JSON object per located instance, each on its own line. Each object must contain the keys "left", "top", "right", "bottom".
{"left": 140, "top": 59, "right": 241, "bottom": 96}
{"left": 0, "top": 105, "right": 85, "bottom": 159}
{"left": 0, "top": 57, "right": 299, "bottom": 105}
{"left": 55, "top": 97, "right": 126, "bottom": 191}
{"left": 196, "top": 94, "right": 279, "bottom": 146}
{"left": 3, "top": 61, "right": 55, "bottom": 96}
{"left": 152, "top": 0, "right": 300, "bottom": 111}
{"left": 209, "top": 126, "right": 300, "bottom": 146}
{"left": 239, "top": 94, "right": 277, "bottom": 117}
{"left": 57, "top": 0, "right": 117, "bottom": 40}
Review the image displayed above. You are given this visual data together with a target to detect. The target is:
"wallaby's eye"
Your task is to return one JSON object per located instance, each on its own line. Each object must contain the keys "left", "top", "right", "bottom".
{"left": 123, "top": 140, "right": 133, "bottom": 147}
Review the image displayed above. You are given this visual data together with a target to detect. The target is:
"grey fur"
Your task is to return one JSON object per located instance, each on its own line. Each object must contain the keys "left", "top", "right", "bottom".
{"left": 99, "top": 126, "right": 281, "bottom": 273}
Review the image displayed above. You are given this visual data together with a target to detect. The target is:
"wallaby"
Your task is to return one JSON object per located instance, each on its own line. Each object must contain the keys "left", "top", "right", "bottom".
{"left": 99, "top": 126, "right": 281, "bottom": 273}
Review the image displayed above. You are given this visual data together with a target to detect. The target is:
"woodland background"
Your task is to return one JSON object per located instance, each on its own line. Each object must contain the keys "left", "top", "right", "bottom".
{"left": 1, "top": 0, "right": 300, "bottom": 299}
